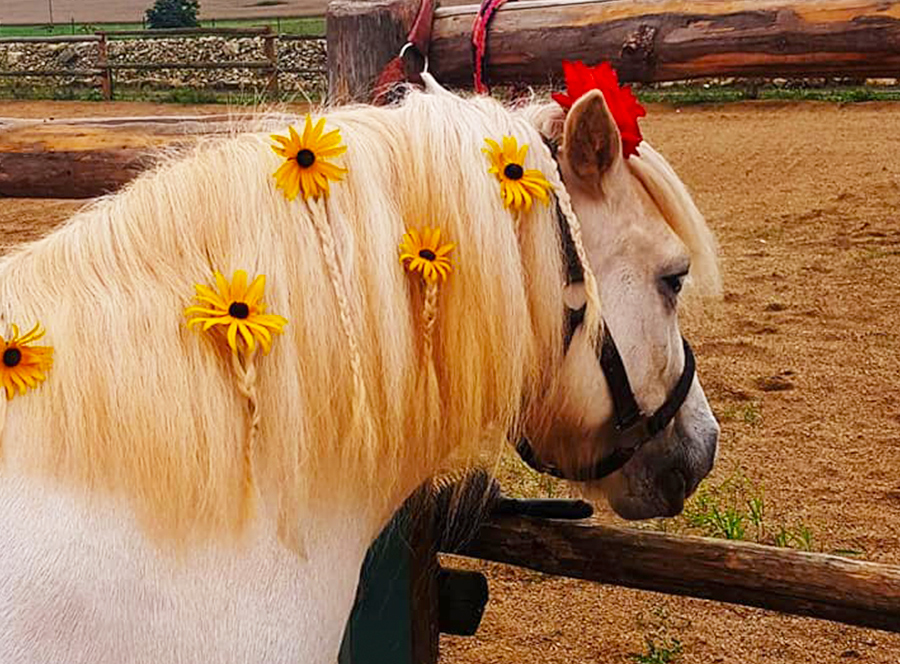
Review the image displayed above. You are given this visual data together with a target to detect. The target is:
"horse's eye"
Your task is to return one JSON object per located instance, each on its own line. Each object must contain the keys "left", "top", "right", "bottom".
{"left": 661, "top": 271, "right": 688, "bottom": 297}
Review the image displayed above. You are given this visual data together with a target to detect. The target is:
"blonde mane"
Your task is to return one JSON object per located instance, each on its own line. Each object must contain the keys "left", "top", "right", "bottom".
{"left": 627, "top": 143, "right": 721, "bottom": 297}
{"left": 0, "top": 89, "right": 600, "bottom": 546}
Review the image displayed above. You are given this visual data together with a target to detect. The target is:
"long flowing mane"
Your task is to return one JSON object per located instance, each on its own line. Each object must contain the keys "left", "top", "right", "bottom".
{"left": 0, "top": 89, "right": 587, "bottom": 546}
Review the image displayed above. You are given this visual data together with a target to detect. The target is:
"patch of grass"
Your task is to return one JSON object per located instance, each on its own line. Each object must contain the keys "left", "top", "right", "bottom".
{"left": 676, "top": 470, "right": 816, "bottom": 550}
{"left": 629, "top": 638, "right": 683, "bottom": 664}
{"left": 0, "top": 82, "right": 325, "bottom": 105}
{"left": 630, "top": 604, "right": 688, "bottom": 664}
{"left": 719, "top": 401, "right": 762, "bottom": 426}
{"left": 773, "top": 522, "right": 815, "bottom": 551}
{"left": 0, "top": 84, "right": 103, "bottom": 101}
{"left": 638, "top": 84, "right": 900, "bottom": 106}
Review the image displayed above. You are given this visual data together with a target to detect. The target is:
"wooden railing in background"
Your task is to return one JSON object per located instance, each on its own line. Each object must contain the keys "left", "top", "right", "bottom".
{"left": 0, "top": 27, "right": 325, "bottom": 100}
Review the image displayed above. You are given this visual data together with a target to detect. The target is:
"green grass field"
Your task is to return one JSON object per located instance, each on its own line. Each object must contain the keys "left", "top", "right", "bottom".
{"left": 0, "top": 17, "right": 324, "bottom": 38}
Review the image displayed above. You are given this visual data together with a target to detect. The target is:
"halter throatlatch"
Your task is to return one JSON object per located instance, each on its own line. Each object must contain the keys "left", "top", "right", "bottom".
{"left": 516, "top": 142, "right": 697, "bottom": 482}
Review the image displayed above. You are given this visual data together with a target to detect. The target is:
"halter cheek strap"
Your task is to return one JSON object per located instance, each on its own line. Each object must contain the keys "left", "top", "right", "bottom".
{"left": 515, "top": 138, "right": 697, "bottom": 482}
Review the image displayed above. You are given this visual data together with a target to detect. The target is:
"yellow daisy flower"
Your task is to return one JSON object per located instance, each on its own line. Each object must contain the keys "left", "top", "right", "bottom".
{"left": 1, "top": 323, "right": 53, "bottom": 400}
{"left": 399, "top": 227, "right": 455, "bottom": 283}
{"left": 483, "top": 136, "right": 552, "bottom": 211}
{"left": 185, "top": 270, "right": 288, "bottom": 355}
{"left": 271, "top": 114, "right": 348, "bottom": 201}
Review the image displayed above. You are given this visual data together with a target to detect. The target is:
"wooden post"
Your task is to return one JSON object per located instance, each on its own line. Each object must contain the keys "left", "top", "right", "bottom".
{"left": 262, "top": 28, "right": 279, "bottom": 97}
{"left": 326, "top": 0, "right": 421, "bottom": 103}
{"left": 97, "top": 32, "right": 112, "bottom": 101}
{"left": 338, "top": 487, "right": 440, "bottom": 664}
{"left": 428, "top": 0, "right": 900, "bottom": 86}
{"left": 460, "top": 515, "right": 900, "bottom": 634}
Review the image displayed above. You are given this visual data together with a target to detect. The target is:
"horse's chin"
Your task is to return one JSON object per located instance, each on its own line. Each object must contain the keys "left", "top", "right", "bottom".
{"left": 580, "top": 465, "right": 691, "bottom": 520}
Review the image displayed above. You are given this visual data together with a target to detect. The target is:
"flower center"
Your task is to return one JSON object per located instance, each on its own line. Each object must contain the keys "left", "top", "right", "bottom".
{"left": 3, "top": 347, "right": 22, "bottom": 368}
{"left": 418, "top": 249, "right": 437, "bottom": 261}
{"left": 503, "top": 163, "right": 524, "bottom": 180}
{"left": 228, "top": 302, "right": 250, "bottom": 319}
{"left": 296, "top": 149, "right": 316, "bottom": 168}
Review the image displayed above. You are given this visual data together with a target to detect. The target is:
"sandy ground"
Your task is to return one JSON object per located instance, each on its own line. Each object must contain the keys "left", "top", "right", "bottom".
{"left": 2, "top": 100, "right": 900, "bottom": 662}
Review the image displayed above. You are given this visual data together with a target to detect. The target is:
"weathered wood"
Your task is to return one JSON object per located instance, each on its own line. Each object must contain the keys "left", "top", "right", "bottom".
{"left": 0, "top": 115, "right": 276, "bottom": 198}
{"left": 326, "top": 0, "right": 422, "bottom": 103}
{"left": 97, "top": 33, "right": 112, "bottom": 101}
{"left": 460, "top": 516, "right": 900, "bottom": 633}
{"left": 263, "top": 31, "right": 280, "bottom": 96}
{"left": 429, "top": 0, "right": 900, "bottom": 86}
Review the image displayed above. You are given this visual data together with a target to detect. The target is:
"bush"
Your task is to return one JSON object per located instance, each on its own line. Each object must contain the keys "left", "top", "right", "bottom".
{"left": 145, "top": 0, "right": 201, "bottom": 29}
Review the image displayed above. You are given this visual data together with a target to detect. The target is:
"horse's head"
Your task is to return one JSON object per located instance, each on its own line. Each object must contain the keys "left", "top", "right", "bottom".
{"left": 523, "top": 90, "right": 720, "bottom": 519}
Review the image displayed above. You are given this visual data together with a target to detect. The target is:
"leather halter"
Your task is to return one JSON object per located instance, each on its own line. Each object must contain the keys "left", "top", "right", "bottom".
{"left": 515, "top": 142, "right": 697, "bottom": 482}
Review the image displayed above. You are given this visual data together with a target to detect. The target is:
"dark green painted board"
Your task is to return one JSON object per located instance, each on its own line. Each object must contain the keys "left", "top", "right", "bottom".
{"left": 339, "top": 514, "right": 415, "bottom": 664}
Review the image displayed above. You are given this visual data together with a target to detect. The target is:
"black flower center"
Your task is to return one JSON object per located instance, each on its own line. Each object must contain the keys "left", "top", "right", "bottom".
{"left": 228, "top": 302, "right": 250, "bottom": 319}
{"left": 503, "top": 163, "right": 524, "bottom": 180}
{"left": 296, "top": 149, "right": 316, "bottom": 168}
{"left": 418, "top": 249, "right": 437, "bottom": 261}
{"left": 3, "top": 347, "right": 22, "bottom": 368}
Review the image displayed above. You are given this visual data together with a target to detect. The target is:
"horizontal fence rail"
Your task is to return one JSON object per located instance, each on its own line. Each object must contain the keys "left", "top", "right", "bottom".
{"left": 327, "top": 0, "right": 900, "bottom": 101}
{"left": 458, "top": 515, "right": 900, "bottom": 634}
{"left": 429, "top": 0, "right": 900, "bottom": 86}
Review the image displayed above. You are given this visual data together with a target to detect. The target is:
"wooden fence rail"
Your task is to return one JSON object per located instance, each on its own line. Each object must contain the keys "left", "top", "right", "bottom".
{"left": 328, "top": 0, "right": 900, "bottom": 101}
{"left": 460, "top": 515, "right": 900, "bottom": 634}
{"left": 0, "top": 28, "right": 325, "bottom": 100}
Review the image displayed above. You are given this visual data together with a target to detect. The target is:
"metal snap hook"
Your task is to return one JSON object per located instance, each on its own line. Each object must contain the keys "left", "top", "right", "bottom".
{"left": 399, "top": 41, "right": 429, "bottom": 76}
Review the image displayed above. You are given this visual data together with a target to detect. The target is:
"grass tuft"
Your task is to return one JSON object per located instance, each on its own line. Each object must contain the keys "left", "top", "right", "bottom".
{"left": 629, "top": 638, "right": 683, "bottom": 664}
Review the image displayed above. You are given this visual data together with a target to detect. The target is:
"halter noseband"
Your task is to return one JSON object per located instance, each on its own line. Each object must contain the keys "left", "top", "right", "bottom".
{"left": 515, "top": 140, "right": 697, "bottom": 482}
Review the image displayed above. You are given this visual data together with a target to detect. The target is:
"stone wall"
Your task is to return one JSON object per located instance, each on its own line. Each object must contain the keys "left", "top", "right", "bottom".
{"left": 0, "top": 35, "right": 326, "bottom": 95}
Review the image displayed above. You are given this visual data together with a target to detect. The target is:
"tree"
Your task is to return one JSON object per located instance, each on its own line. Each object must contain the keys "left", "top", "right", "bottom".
{"left": 145, "top": 0, "right": 200, "bottom": 29}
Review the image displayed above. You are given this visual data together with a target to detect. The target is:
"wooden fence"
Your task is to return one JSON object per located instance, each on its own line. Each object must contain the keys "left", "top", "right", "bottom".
{"left": 327, "top": 0, "right": 900, "bottom": 102}
{"left": 0, "top": 27, "right": 325, "bottom": 100}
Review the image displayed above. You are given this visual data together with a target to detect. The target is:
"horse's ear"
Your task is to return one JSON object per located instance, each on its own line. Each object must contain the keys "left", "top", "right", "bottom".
{"left": 560, "top": 89, "right": 622, "bottom": 188}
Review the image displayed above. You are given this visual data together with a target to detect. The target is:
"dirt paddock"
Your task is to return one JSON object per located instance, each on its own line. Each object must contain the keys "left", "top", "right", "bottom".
{"left": 2, "top": 99, "right": 900, "bottom": 662}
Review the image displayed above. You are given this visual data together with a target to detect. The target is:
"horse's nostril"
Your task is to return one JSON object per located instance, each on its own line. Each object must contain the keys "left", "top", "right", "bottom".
{"left": 660, "top": 468, "right": 687, "bottom": 516}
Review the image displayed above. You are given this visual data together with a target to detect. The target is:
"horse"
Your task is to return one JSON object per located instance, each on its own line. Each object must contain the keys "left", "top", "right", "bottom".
{"left": 0, "top": 76, "right": 719, "bottom": 663}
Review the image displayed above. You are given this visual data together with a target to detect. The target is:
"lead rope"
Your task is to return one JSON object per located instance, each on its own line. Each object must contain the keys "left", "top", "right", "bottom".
{"left": 472, "top": 0, "right": 513, "bottom": 94}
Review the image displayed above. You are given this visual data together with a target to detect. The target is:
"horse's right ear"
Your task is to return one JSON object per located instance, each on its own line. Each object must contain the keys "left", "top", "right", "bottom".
{"left": 560, "top": 89, "right": 623, "bottom": 189}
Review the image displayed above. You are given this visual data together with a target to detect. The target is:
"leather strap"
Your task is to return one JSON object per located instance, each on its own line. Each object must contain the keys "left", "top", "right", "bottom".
{"left": 373, "top": 0, "right": 436, "bottom": 105}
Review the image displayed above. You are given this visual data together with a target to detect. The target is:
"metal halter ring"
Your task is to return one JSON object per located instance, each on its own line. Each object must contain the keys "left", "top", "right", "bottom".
{"left": 399, "top": 42, "right": 429, "bottom": 76}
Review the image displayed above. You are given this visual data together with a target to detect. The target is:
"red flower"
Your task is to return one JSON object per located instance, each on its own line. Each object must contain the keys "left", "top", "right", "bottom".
{"left": 552, "top": 60, "right": 647, "bottom": 159}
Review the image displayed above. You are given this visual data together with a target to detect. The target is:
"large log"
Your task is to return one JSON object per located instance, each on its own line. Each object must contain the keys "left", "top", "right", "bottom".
{"left": 0, "top": 114, "right": 289, "bottom": 199}
{"left": 460, "top": 515, "right": 900, "bottom": 633}
{"left": 429, "top": 0, "right": 900, "bottom": 86}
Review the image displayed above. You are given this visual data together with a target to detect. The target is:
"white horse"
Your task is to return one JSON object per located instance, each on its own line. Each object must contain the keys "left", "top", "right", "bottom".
{"left": 0, "top": 79, "right": 719, "bottom": 663}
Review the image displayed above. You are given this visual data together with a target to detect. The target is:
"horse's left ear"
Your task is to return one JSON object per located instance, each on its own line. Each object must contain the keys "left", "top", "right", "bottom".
{"left": 560, "top": 89, "right": 622, "bottom": 189}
